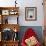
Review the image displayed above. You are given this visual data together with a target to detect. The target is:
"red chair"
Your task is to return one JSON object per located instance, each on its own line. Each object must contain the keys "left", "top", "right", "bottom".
{"left": 21, "top": 28, "right": 41, "bottom": 46}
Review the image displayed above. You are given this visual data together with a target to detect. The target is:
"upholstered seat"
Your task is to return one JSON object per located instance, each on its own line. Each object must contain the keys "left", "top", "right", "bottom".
{"left": 21, "top": 28, "right": 41, "bottom": 46}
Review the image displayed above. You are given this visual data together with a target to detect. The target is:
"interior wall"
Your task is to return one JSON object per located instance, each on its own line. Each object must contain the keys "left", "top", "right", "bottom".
{"left": 0, "top": 0, "right": 44, "bottom": 26}
{"left": 18, "top": 0, "right": 44, "bottom": 26}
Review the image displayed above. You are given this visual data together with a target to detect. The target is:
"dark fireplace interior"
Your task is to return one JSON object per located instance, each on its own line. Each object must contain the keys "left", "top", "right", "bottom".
{"left": 1, "top": 28, "right": 18, "bottom": 41}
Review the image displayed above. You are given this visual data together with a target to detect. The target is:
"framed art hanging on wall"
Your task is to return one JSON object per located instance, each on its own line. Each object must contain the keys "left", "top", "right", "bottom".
{"left": 25, "top": 7, "right": 37, "bottom": 21}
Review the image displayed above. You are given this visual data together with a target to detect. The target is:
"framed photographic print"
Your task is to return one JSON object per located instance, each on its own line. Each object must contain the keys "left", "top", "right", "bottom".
{"left": 25, "top": 7, "right": 37, "bottom": 21}
{"left": 2, "top": 10, "right": 9, "bottom": 15}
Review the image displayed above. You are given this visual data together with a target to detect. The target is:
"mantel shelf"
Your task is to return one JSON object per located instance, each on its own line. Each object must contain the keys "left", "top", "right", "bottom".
{"left": 0, "top": 24, "right": 20, "bottom": 32}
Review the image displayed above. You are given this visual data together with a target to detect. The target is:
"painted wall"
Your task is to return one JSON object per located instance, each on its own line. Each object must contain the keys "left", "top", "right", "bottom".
{"left": 0, "top": 0, "right": 44, "bottom": 26}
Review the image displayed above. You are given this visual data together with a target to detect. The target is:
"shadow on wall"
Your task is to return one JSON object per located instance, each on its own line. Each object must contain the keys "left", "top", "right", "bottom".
{"left": 18, "top": 26, "right": 44, "bottom": 45}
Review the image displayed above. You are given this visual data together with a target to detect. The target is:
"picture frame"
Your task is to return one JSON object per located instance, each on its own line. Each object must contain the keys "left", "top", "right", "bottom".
{"left": 25, "top": 7, "right": 37, "bottom": 21}
{"left": 2, "top": 10, "right": 9, "bottom": 15}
